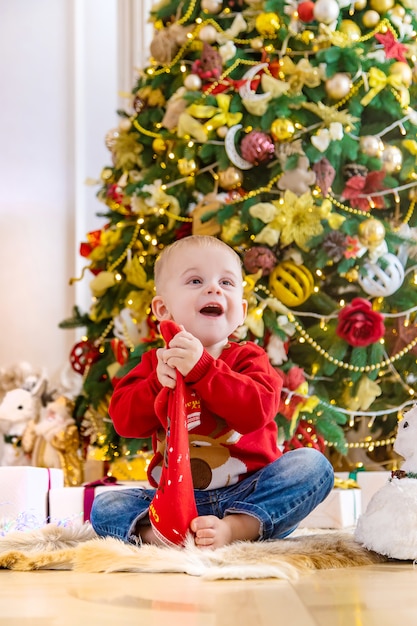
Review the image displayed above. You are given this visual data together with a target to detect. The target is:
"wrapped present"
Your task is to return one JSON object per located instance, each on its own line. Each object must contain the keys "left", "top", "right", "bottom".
{"left": 0, "top": 466, "right": 64, "bottom": 529}
{"left": 350, "top": 470, "right": 391, "bottom": 513}
{"left": 299, "top": 487, "right": 362, "bottom": 529}
{"left": 48, "top": 478, "right": 149, "bottom": 525}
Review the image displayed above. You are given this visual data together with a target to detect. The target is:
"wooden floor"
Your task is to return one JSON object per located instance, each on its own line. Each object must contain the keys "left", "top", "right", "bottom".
{"left": 0, "top": 560, "right": 416, "bottom": 625}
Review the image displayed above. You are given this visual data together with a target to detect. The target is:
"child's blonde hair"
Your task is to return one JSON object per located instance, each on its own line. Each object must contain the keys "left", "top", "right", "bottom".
{"left": 153, "top": 235, "right": 243, "bottom": 293}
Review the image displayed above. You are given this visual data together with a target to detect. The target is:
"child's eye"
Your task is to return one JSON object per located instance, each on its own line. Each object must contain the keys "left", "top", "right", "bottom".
{"left": 221, "top": 279, "right": 234, "bottom": 286}
{"left": 189, "top": 278, "right": 202, "bottom": 284}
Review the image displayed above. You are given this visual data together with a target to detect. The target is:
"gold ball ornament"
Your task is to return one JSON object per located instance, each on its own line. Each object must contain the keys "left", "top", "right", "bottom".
{"left": 390, "top": 5, "right": 406, "bottom": 18}
{"left": 358, "top": 218, "right": 386, "bottom": 248}
{"left": 152, "top": 137, "right": 167, "bottom": 154}
{"left": 381, "top": 145, "right": 403, "bottom": 173}
{"left": 360, "top": 135, "right": 384, "bottom": 158}
{"left": 362, "top": 10, "right": 380, "bottom": 27}
{"left": 255, "top": 13, "right": 280, "bottom": 37}
{"left": 178, "top": 158, "right": 197, "bottom": 176}
{"left": 389, "top": 62, "right": 413, "bottom": 88}
{"left": 370, "top": 0, "right": 395, "bottom": 12}
{"left": 216, "top": 125, "right": 228, "bottom": 139}
{"left": 270, "top": 118, "right": 295, "bottom": 142}
{"left": 354, "top": 0, "right": 367, "bottom": 9}
{"left": 269, "top": 261, "right": 314, "bottom": 307}
{"left": 218, "top": 167, "right": 244, "bottom": 190}
{"left": 340, "top": 20, "right": 362, "bottom": 41}
{"left": 325, "top": 73, "right": 352, "bottom": 100}
{"left": 409, "top": 186, "right": 417, "bottom": 202}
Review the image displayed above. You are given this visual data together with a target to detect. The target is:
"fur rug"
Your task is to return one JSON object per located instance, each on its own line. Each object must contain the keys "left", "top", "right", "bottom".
{"left": 0, "top": 523, "right": 387, "bottom": 580}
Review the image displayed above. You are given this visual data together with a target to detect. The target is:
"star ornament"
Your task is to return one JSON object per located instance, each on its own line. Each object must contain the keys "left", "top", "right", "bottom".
{"left": 375, "top": 30, "right": 407, "bottom": 63}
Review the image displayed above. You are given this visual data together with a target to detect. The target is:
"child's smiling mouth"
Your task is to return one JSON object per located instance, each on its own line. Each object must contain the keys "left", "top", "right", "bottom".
{"left": 200, "top": 304, "right": 224, "bottom": 317}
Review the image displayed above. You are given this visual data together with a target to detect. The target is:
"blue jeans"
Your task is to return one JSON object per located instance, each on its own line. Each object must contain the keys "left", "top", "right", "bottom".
{"left": 90, "top": 448, "right": 334, "bottom": 543}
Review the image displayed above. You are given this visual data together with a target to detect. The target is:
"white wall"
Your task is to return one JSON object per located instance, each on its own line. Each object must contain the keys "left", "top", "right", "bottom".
{"left": 0, "top": 0, "right": 152, "bottom": 382}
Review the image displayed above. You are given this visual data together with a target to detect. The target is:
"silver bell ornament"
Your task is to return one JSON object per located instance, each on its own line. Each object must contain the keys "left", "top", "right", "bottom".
{"left": 381, "top": 145, "right": 403, "bottom": 174}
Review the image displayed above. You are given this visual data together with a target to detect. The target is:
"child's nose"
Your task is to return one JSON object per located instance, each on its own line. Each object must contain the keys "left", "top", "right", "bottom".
{"left": 205, "top": 281, "right": 221, "bottom": 294}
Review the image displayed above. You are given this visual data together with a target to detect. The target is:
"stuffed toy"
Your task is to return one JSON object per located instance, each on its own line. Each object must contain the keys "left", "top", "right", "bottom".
{"left": 354, "top": 404, "right": 417, "bottom": 559}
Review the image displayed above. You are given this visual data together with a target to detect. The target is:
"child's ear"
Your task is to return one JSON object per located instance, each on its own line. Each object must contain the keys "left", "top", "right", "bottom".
{"left": 151, "top": 296, "right": 171, "bottom": 321}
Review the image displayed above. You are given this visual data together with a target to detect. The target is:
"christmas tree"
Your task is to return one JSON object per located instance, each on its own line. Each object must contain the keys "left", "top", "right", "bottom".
{"left": 61, "top": 0, "right": 417, "bottom": 474}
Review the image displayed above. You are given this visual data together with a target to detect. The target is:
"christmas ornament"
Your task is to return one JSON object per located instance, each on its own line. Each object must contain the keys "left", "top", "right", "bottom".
{"left": 239, "top": 63, "right": 270, "bottom": 104}
{"left": 342, "top": 163, "right": 368, "bottom": 180}
{"left": 198, "top": 24, "right": 218, "bottom": 43}
{"left": 184, "top": 73, "right": 202, "bottom": 90}
{"left": 358, "top": 253, "right": 405, "bottom": 297}
{"left": 152, "top": 137, "right": 167, "bottom": 154}
{"left": 243, "top": 246, "right": 278, "bottom": 276}
{"left": 325, "top": 73, "right": 352, "bottom": 100}
{"left": 240, "top": 131, "right": 275, "bottom": 165}
{"left": 360, "top": 135, "right": 383, "bottom": 158}
{"left": 218, "top": 166, "right": 244, "bottom": 190}
{"left": 277, "top": 156, "right": 316, "bottom": 195}
{"left": 149, "top": 321, "right": 198, "bottom": 547}
{"left": 389, "top": 62, "right": 413, "bottom": 88}
{"left": 270, "top": 118, "right": 295, "bottom": 142}
{"left": 362, "top": 10, "right": 380, "bottom": 28}
{"left": 269, "top": 261, "right": 315, "bottom": 307}
{"left": 358, "top": 218, "right": 386, "bottom": 249}
{"left": 354, "top": 0, "right": 367, "bottom": 9}
{"left": 370, "top": 0, "right": 395, "bottom": 13}
{"left": 132, "top": 95, "right": 145, "bottom": 113}
{"left": 69, "top": 340, "right": 100, "bottom": 375}
{"left": 178, "top": 158, "right": 197, "bottom": 176}
{"left": 336, "top": 298, "right": 385, "bottom": 347}
{"left": 313, "top": 0, "right": 340, "bottom": 24}
{"left": 297, "top": 2, "right": 315, "bottom": 22}
{"left": 225, "top": 124, "right": 254, "bottom": 170}
{"left": 191, "top": 193, "right": 222, "bottom": 237}
{"left": 381, "top": 145, "right": 403, "bottom": 174}
{"left": 312, "top": 158, "right": 336, "bottom": 197}
{"left": 340, "top": 20, "right": 361, "bottom": 41}
{"left": 255, "top": 13, "right": 280, "bottom": 37}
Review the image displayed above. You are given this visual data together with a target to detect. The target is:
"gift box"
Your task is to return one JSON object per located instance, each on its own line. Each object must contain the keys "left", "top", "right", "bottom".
{"left": 353, "top": 471, "right": 391, "bottom": 513}
{"left": 0, "top": 466, "right": 64, "bottom": 526}
{"left": 299, "top": 487, "right": 362, "bottom": 529}
{"left": 48, "top": 479, "right": 150, "bottom": 525}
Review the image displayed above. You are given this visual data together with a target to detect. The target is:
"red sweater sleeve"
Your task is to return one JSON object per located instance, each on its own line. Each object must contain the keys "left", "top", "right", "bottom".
{"left": 185, "top": 342, "right": 282, "bottom": 434}
{"left": 108, "top": 350, "right": 163, "bottom": 438}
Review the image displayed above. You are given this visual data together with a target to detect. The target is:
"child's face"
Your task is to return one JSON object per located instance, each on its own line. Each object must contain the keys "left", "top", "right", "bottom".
{"left": 152, "top": 244, "right": 247, "bottom": 349}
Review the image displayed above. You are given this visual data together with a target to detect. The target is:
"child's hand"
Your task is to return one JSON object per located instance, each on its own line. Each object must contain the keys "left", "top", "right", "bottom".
{"left": 163, "top": 327, "right": 203, "bottom": 377}
{"left": 156, "top": 348, "right": 177, "bottom": 389}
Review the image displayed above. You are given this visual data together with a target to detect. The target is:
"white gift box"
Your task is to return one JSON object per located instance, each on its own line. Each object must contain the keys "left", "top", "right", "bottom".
{"left": 335, "top": 471, "right": 391, "bottom": 514}
{"left": 352, "top": 471, "right": 391, "bottom": 513}
{"left": 299, "top": 488, "right": 362, "bottom": 529}
{"left": 48, "top": 480, "right": 149, "bottom": 525}
{"left": 0, "top": 466, "right": 64, "bottom": 525}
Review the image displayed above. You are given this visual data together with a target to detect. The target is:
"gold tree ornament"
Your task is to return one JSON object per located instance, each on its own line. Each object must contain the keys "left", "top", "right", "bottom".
{"left": 325, "top": 73, "right": 352, "bottom": 100}
{"left": 358, "top": 218, "right": 386, "bottom": 249}
{"left": 269, "top": 261, "right": 315, "bottom": 307}
{"left": 270, "top": 118, "right": 296, "bottom": 142}
{"left": 217, "top": 166, "right": 244, "bottom": 189}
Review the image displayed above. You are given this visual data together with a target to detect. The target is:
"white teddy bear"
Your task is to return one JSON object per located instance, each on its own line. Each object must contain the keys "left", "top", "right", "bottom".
{"left": 355, "top": 404, "right": 417, "bottom": 559}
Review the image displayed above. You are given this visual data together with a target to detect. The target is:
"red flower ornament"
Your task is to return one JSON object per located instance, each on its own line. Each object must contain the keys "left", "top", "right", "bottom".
{"left": 336, "top": 298, "right": 385, "bottom": 348}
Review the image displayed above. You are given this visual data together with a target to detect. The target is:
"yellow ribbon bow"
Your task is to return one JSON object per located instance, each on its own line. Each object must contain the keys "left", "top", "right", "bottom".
{"left": 187, "top": 94, "right": 242, "bottom": 133}
{"left": 361, "top": 67, "right": 409, "bottom": 108}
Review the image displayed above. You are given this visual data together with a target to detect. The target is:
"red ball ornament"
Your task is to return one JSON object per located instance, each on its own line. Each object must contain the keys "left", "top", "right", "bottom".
{"left": 69, "top": 340, "right": 101, "bottom": 375}
{"left": 240, "top": 131, "right": 275, "bottom": 165}
{"left": 297, "top": 1, "right": 315, "bottom": 22}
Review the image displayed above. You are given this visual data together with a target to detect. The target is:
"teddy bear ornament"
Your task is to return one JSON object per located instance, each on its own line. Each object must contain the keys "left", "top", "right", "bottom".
{"left": 355, "top": 405, "right": 417, "bottom": 559}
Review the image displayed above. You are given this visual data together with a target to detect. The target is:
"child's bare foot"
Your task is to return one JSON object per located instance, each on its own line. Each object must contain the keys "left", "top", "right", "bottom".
{"left": 190, "top": 514, "right": 260, "bottom": 549}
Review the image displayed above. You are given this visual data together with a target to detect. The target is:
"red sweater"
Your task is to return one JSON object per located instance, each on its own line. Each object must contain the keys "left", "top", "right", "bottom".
{"left": 109, "top": 341, "right": 283, "bottom": 490}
